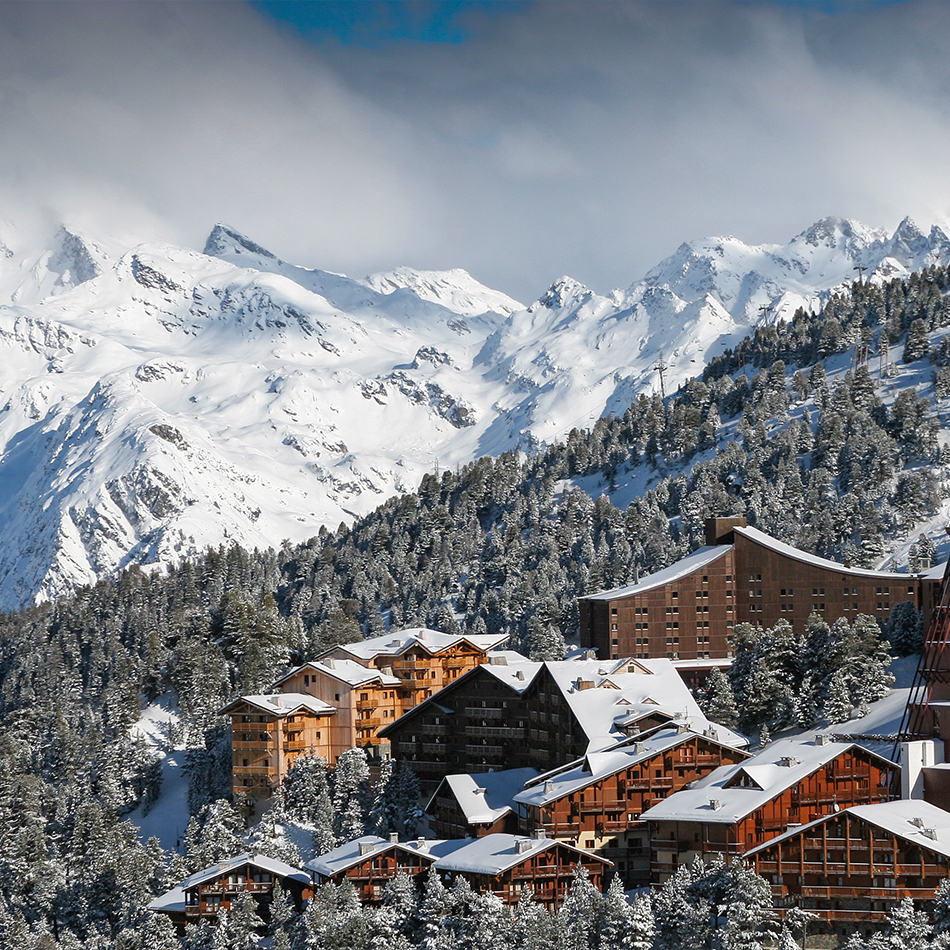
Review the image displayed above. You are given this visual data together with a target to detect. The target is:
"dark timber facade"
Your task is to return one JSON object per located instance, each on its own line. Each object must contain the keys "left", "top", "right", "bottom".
{"left": 579, "top": 518, "right": 933, "bottom": 662}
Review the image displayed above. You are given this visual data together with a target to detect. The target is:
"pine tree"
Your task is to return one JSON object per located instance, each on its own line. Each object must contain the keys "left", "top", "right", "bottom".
{"left": 701, "top": 667, "right": 738, "bottom": 729}
{"left": 557, "top": 865, "right": 602, "bottom": 950}
{"left": 331, "top": 748, "right": 371, "bottom": 842}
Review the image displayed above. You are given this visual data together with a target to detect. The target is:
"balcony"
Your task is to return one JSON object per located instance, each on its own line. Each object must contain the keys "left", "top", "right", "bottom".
{"left": 356, "top": 699, "right": 378, "bottom": 711}
{"left": 357, "top": 717, "right": 382, "bottom": 729}
{"left": 463, "top": 707, "right": 505, "bottom": 719}
{"left": 232, "top": 739, "right": 274, "bottom": 749}
{"left": 285, "top": 740, "right": 308, "bottom": 751}
{"left": 464, "top": 744, "right": 504, "bottom": 756}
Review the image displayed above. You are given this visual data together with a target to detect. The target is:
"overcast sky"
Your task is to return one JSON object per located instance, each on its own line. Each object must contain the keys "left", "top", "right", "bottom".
{"left": 1, "top": 0, "right": 948, "bottom": 301}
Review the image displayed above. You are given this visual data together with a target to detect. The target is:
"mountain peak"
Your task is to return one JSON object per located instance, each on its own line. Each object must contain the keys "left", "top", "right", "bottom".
{"left": 203, "top": 223, "right": 276, "bottom": 262}
{"left": 537, "top": 276, "right": 591, "bottom": 310}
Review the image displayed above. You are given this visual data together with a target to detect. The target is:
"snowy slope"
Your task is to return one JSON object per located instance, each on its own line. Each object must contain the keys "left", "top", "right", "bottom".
{"left": 0, "top": 215, "right": 946, "bottom": 607}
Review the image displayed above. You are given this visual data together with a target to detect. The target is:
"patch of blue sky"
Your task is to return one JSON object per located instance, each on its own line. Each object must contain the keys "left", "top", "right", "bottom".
{"left": 251, "top": 0, "right": 530, "bottom": 48}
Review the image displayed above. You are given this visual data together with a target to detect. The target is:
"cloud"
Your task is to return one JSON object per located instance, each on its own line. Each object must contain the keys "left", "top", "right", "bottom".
{"left": 1, "top": 1, "right": 949, "bottom": 301}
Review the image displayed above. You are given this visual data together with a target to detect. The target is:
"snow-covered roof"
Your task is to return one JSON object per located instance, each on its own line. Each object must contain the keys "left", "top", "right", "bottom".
{"left": 583, "top": 524, "right": 918, "bottom": 604}
{"left": 923, "top": 561, "right": 947, "bottom": 581}
{"left": 514, "top": 727, "right": 748, "bottom": 808}
{"left": 540, "top": 656, "right": 745, "bottom": 754}
{"left": 641, "top": 735, "right": 895, "bottom": 824}
{"left": 736, "top": 525, "right": 920, "bottom": 580}
{"left": 744, "top": 799, "right": 950, "bottom": 861}
{"left": 220, "top": 692, "right": 336, "bottom": 718}
{"left": 305, "top": 835, "right": 465, "bottom": 877}
{"left": 275, "top": 658, "right": 402, "bottom": 688}
{"left": 581, "top": 545, "right": 731, "bottom": 601}
{"left": 327, "top": 627, "right": 508, "bottom": 662}
{"left": 149, "top": 853, "right": 311, "bottom": 911}
{"left": 479, "top": 653, "right": 544, "bottom": 691}
{"left": 428, "top": 768, "right": 540, "bottom": 824}
{"left": 431, "top": 834, "right": 611, "bottom": 875}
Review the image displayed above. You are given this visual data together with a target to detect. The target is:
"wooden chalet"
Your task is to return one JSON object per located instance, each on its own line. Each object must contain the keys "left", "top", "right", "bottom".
{"left": 148, "top": 853, "right": 313, "bottom": 932}
{"left": 272, "top": 658, "right": 403, "bottom": 761}
{"left": 431, "top": 833, "right": 613, "bottom": 910}
{"left": 320, "top": 628, "right": 508, "bottom": 703}
{"left": 579, "top": 517, "right": 936, "bottom": 662}
{"left": 305, "top": 835, "right": 453, "bottom": 903}
{"left": 745, "top": 799, "right": 950, "bottom": 930}
{"left": 224, "top": 629, "right": 507, "bottom": 799}
{"left": 379, "top": 652, "right": 746, "bottom": 793}
{"left": 219, "top": 693, "right": 335, "bottom": 800}
{"left": 642, "top": 734, "right": 899, "bottom": 880}
{"left": 513, "top": 726, "right": 750, "bottom": 886}
{"left": 427, "top": 768, "right": 539, "bottom": 840}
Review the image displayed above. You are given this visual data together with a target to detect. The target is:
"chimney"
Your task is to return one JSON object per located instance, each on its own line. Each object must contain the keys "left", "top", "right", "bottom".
{"left": 703, "top": 727, "right": 718, "bottom": 741}
{"left": 516, "top": 670, "right": 526, "bottom": 681}
{"left": 534, "top": 828, "right": 546, "bottom": 840}
{"left": 418, "top": 630, "right": 427, "bottom": 641}
{"left": 544, "top": 780, "right": 555, "bottom": 794}
{"left": 633, "top": 741, "right": 645, "bottom": 754}
{"left": 577, "top": 679, "right": 595, "bottom": 691}
{"left": 325, "top": 658, "right": 336, "bottom": 670}
{"left": 923, "top": 827, "right": 939, "bottom": 841}
{"left": 780, "top": 756, "right": 800, "bottom": 768}
{"left": 474, "top": 787, "right": 487, "bottom": 796}
{"left": 815, "top": 734, "right": 830, "bottom": 746}
{"left": 516, "top": 839, "right": 533, "bottom": 853}
{"left": 490, "top": 655, "right": 508, "bottom": 666}
{"left": 677, "top": 724, "right": 691, "bottom": 735}
{"left": 390, "top": 832, "right": 399, "bottom": 843}
{"left": 901, "top": 740, "right": 940, "bottom": 800}
{"left": 584, "top": 650, "right": 597, "bottom": 661}
{"left": 911, "top": 817, "right": 926, "bottom": 829}
{"left": 709, "top": 799, "right": 722, "bottom": 811}
{"left": 416, "top": 837, "right": 428, "bottom": 851}
{"left": 704, "top": 517, "right": 747, "bottom": 546}
{"left": 359, "top": 841, "right": 375, "bottom": 856}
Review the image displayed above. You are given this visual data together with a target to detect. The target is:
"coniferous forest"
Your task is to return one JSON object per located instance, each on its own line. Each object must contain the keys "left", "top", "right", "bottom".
{"left": 2, "top": 268, "right": 950, "bottom": 946}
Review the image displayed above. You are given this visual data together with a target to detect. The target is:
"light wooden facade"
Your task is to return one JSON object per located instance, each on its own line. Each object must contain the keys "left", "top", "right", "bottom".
{"left": 221, "top": 695, "right": 335, "bottom": 800}
{"left": 276, "top": 661, "right": 403, "bottom": 758}
{"left": 746, "top": 802, "right": 950, "bottom": 928}
{"left": 323, "top": 631, "right": 499, "bottom": 703}
{"left": 580, "top": 518, "right": 932, "bottom": 662}
{"left": 646, "top": 743, "right": 898, "bottom": 880}
{"left": 513, "top": 731, "right": 749, "bottom": 886}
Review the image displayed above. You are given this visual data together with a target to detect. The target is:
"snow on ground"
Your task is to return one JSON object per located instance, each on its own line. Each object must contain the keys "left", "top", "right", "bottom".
{"left": 127, "top": 695, "right": 191, "bottom": 851}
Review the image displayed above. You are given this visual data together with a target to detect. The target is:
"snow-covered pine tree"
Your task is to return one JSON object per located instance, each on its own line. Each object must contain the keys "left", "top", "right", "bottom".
{"left": 701, "top": 667, "right": 738, "bottom": 729}
{"left": 331, "top": 747, "right": 371, "bottom": 842}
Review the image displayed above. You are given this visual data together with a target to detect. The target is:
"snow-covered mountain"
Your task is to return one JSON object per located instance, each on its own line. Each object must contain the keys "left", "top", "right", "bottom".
{"left": 0, "top": 215, "right": 944, "bottom": 607}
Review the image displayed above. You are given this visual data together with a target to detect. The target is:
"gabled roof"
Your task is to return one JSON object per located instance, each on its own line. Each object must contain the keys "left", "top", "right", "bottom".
{"left": 305, "top": 835, "right": 466, "bottom": 877}
{"left": 745, "top": 799, "right": 950, "bottom": 861}
{"left": 430, "top": 834, "right": 611, "bottom": 875}
{"left": 148, "top": 853, "right": 311, "bottom": 913}
{"left": 539, "top": 656, "right": 745, "bottom": 755}
{"left": 513, "top": 727, "right": 749, "bottom": 808}
{"left": 275, "top": 658, "right": 402, "bottom": 689}
{"left": 325, "top": 628, "right": 508, "bottom": 663}
{"left": 427, "top": 768, "right": 540, "bottom": 824}
{"left": 219, "top": 692, "right": 336, "bottom": 718}
{"left": 640, "top": 735, "right": 896, "bottom": 824}
{"left": 378, "top": 654, "right": 542, "bottom": 737}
